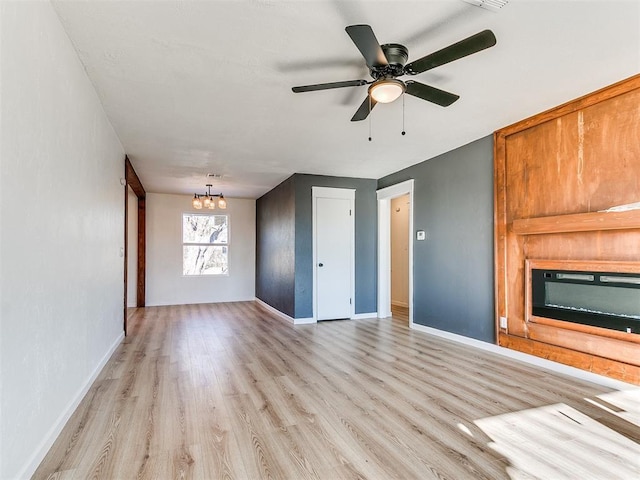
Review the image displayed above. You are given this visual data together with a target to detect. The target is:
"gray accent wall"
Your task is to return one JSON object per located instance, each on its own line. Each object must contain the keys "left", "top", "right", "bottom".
{"left": 256, "top": 174, "right": 377, "bottom": 319}
{"left": 293, "top": 174, "right": 377, "bottom": 318}
{"left": 256, "top": 175, "right": 296, "bottom": 317}
{"left": 378, "top": 135, "right": 495, "bottom": 342}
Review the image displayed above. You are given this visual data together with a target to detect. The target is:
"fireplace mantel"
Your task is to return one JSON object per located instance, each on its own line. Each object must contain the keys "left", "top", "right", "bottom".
{"left": 512, "top": 209, "right": 640, "bottom": 235}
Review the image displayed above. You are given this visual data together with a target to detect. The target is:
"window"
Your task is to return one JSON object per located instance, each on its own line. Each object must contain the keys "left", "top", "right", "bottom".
{"left": 182, "top": 214, "right": 228, "bottom": 275}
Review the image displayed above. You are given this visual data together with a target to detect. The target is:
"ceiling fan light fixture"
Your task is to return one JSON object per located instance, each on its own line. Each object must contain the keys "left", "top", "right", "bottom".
{"left": 369, "top": 79, "right": 405, "bottom": 104}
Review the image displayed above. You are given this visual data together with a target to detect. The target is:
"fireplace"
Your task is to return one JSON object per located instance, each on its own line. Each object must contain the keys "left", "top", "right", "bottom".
{"left": 527, "top": 261, "right": 640, "bottom": 335}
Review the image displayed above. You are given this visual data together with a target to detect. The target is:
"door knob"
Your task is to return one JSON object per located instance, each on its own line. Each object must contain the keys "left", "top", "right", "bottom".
{"left": 318, "top": 263, "right": 324, "bottom": 267}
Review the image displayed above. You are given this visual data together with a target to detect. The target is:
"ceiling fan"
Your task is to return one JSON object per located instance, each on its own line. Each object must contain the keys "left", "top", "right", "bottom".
{"left": 292, "top": 25, "right": 496, "bottom": 121}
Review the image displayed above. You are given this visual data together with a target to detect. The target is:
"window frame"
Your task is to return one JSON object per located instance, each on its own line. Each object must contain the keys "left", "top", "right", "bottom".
{"left": 181, "top": 212, "right": 230, "bottom": 276}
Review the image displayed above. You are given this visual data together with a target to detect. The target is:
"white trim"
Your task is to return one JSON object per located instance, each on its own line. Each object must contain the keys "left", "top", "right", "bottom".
{"left": 377, "top": 179, "right": 414, "bottom": 325}
{"left": 411, "top": 323, "right": 634, "bottom": 390}
{"left": 18, "top": 332, "right": 125, "bottom": 480}
{"left": 312, "top": 187, "right": 356, "bottom": 322}
{"left": 351, "top": 312, "right": 378, "bottom": 320}
{"left": 254, "top": 298, "right": 316, "bottom": 325}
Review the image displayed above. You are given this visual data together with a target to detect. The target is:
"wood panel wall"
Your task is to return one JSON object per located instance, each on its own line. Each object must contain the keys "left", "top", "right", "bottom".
{"left": 494, "top": 74, "right": 640, "bottom": 385}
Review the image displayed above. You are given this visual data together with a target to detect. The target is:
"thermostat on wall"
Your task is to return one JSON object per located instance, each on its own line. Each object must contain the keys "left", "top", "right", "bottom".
{"left": 416, "top": 230, "right": 426, "bottom": 240}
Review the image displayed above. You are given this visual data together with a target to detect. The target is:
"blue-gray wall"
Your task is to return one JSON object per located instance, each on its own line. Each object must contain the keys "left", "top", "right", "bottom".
{"left": 293, "top": 174, "right": 377, "bottom": 318}
{"left": 257, "top": 137, "right": 493, "bottom": 340}
{"left": 378, "top": 136, "right": 495, "bottom": 342}
{"left": 256, "top": 175, "right": 295, "bottom": 317}
{"left": 256, "top": 174, "right": 377, "bottom": 319}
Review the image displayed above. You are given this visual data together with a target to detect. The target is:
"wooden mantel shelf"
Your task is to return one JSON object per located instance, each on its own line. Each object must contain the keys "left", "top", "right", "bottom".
{"left": 512, "top": 209, "right": 640, "bottom": 235}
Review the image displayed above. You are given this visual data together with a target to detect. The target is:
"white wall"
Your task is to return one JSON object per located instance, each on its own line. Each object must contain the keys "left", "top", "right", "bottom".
{"left": 0, "top": 2, "right": 125, "bottom": 478}
{"left": 127, "top": 186, "right": 138, "bottom": 307}
{"left": 391, "top": 195, "right": 410, "bottom": 307}
{"left": 146, "top": 193, "right": 256, "bottom": 306}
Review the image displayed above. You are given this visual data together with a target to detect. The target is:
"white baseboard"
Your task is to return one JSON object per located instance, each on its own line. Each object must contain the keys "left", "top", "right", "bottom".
{"left": 254, "top": 298, "right": 316, "bottom": 325}
{"left": 293, "top": 317, "right": 316, "bottom": 325}
{"left": 410, "top": 323, "right": 634, "bottom": 391}
{"left": 351, "top": 312, "right": 378, "bottom": 320}
{"left": 18, "top": 331, "right": 125, "bottom": 480}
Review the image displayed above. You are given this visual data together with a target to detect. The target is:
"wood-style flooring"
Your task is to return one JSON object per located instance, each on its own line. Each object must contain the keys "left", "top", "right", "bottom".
{"left": 34, "top": 302, "right": 640, "bottom": 479}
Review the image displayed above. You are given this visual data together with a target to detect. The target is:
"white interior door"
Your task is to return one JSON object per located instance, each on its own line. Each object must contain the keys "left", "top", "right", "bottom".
{"left": 313, "top": 187, "right": 354, "bottom": 321}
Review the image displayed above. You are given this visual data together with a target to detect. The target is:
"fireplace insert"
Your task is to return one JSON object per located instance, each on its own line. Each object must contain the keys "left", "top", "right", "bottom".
{"left": 531, "top": 269, "right": 640, "bottom": 334}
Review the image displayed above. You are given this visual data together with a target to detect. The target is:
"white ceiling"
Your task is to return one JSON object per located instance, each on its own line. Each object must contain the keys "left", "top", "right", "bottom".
{"left": 51, "top": 0, "right": 640, "bottom": 199}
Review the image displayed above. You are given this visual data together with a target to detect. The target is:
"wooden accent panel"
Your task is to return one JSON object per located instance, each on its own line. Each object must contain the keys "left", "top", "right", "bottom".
{"left": 527, "top": 323, "right": 640, "bottom": 366}
{"left": 498, "top": 74, "right": 640, "bottom": 136}
{"left": 513, "top": 209, "right": 640, "bottom": 235}
{"left": 494, "top": 73, "right": 640, "bottom": 384}
{"left": 529, "top": 316, "right": 640, "bottom": 346}
{"left": 499, "top": 333, "right": 640, "bottom": 385}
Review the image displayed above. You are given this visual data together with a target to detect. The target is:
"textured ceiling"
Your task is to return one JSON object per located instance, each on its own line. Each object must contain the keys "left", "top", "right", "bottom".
{"left": 52, "top": 0, "right": 640, "bottom": 198}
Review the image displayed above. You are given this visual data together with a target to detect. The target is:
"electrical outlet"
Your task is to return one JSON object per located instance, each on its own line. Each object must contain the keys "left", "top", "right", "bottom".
{"left": 499, "top": 316, "right": 507, "bottom": 329}
{"left": 416, "top": 230, "right": 426, "bottom": 241}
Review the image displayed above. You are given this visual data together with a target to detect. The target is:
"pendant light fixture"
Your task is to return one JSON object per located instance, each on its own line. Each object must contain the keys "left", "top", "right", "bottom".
{"left": 192, "top": 184, "right": 227, "bottom": 210}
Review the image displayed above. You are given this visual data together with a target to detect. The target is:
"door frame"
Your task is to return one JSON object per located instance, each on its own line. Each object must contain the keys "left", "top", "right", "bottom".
{"left": 124, "top": 156, "right": 146, "bottom": 335}
{"left": 377, "top": 179, "right": 414, "bottom": 326}
{"left": 312, "top": 186, "right": 356, "bottom": 321}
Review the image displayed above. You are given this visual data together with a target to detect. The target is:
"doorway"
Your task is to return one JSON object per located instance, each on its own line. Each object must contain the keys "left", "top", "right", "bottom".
{"left": 313, "top": 186, "right": 355, "bottom": 321}
{"left": 377, "top": 179, "right": 414, "bottom": 325}
{"left": 390, "top": 194, "right": 410, "bottom": 323}
{"left": 126, "top": 185, "right": 138, "bottom": 310}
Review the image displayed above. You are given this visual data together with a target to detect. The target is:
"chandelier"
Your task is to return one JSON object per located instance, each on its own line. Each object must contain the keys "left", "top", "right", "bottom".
{"left": 192, "top": 184, "right": 227, "bottom": 210}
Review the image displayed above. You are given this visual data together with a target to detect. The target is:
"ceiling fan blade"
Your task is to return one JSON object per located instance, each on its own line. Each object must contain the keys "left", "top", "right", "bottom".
{"left": 292, "top": 79, "right": 368, "bottom": 93}
{"left": 345, "top": 25, "right": 388, "bottom": 68}
{"left": 404, "top": 29, "right": 496, "bottom": 75}
{"left": 405, "top": 81, "right": 460, "bottom": 107}
{"left": 351, "top": 96, "right": 377, "bottom": 122}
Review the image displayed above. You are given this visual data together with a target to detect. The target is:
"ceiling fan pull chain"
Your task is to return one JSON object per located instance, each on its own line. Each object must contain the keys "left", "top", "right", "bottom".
{"left": 402, "top": 94, "right": 406, "bottom": 136}
{"left": 368, "top": 95, "right": 372, "bottom": 141}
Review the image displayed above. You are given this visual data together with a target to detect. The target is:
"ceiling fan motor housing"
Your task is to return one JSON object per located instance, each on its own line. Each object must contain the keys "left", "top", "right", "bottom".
{"left": 373, "top": 43, "right": 409, "bottom": 78}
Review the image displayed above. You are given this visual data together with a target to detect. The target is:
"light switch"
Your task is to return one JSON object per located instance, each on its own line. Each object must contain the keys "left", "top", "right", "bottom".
{"left": 416, "top": 230, "right": 426, "bottom": 241}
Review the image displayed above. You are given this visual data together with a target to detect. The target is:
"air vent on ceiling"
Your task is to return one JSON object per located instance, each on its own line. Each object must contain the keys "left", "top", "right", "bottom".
{"left": 207, "top": 173, "right": 223, "bottom": 179}
{"left": 462, "top": 0, "right": 509, "bottom": 12}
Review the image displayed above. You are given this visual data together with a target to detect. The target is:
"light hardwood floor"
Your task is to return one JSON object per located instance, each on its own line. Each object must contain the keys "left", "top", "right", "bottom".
{"left": 34, "top": 302, "right": 640, "bottom": 479}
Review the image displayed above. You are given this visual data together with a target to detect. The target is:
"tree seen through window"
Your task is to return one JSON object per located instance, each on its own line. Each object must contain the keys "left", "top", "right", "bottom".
{"left": 182, "top": 214, "right": 228, "bottom": 275}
